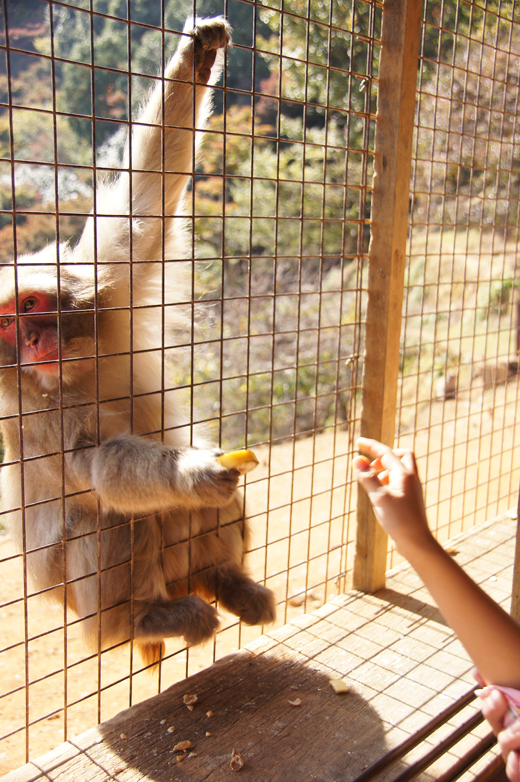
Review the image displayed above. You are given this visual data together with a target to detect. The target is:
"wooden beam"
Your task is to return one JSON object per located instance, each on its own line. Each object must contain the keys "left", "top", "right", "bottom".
{"left": 354, "top": 0, "right": 422, "bottom": 593}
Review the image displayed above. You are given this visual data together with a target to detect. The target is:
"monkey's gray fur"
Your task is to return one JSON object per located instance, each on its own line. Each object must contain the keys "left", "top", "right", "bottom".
{"left": 0, "top": 18, "right": 275, "bottom": 668}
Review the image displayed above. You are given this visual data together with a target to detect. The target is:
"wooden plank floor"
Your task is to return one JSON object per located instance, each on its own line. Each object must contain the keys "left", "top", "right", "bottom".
{"left": 2, "top": 512, "right": 516, "bottom": 782}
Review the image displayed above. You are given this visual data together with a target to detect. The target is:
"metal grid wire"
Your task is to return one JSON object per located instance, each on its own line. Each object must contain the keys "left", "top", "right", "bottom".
{"left": 394, "top": 0, "right": 520, "bottom": 565}
{"left": 0, "top": 0, "right": 377, "bottom": 771}
{"left": 4, "top": 0, "right": 520, "bottom": 774}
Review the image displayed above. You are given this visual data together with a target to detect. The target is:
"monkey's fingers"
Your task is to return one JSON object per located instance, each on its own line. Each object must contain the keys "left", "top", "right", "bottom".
{"left": 217, "top": 449, "right": 259, "bottom": 475}
{"left": 197, "top": 48, "right": 218, "bottom": 84}
{"left": 195, "top": 18, "right": 231, "bottom": 51}
{"left": 192, "top": 19, "right": 231, "bottom": 84}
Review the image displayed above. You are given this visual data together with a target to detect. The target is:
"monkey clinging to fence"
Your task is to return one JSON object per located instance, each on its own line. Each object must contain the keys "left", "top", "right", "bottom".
{"left": 0, "top": 18, "right": 276, "bottom": 668}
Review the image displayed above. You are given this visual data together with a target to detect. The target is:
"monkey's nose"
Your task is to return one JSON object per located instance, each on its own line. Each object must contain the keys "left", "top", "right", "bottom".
{"left": 26, "top": 331, "right": 39, "bottom": 347}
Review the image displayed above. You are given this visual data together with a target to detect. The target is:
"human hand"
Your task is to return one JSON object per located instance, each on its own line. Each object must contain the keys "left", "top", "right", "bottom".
{"left": 352, "top": 438, "right": 434, "bottom": 557}
{"left": 477, "top": 685, "right": 520, "bottom": 781}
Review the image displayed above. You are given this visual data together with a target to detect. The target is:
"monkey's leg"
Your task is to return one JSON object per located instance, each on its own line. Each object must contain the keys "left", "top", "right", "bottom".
{"left": 134, "top": 595, "right": 219, "bottom": 646}
{"left": 75, "top": 569, "right": 220, "bottom": 649}
{"left": 203, "top": 564, "right": 276, "bottom": 627}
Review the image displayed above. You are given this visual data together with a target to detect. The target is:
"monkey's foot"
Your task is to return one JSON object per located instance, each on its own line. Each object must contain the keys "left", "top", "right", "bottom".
{"left": 136, "top": 595, "right": 220, "bottom": 647}
{"left": 235, "top": 583, "right": 277, "bottom": 626}
{"left": 218, "top": 577, "right": 276, "bottom": 627}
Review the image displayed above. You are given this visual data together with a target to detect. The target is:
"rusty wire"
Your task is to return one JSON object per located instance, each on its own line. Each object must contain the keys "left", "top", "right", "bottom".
{"left": 393, "top": 0, "right": 520, "bottom": 567}
{"left": 4, "top": 0, "right": 519, "bottom": 774}
{"left": 0, "top": 0, "right": 376, "bottom": 770}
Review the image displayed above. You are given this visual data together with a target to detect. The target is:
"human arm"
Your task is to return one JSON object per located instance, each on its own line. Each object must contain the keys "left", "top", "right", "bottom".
{"left": 353, "top": 437, "right": 520, "bottom": 690}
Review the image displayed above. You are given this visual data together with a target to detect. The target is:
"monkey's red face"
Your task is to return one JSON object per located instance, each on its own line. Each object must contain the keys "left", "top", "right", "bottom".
{"left": 0, "top": 293, "right": 60, "bottom": 374}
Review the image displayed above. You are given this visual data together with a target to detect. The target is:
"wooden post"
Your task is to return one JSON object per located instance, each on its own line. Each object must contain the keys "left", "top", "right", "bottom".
{"left": 353, "top": 0, "right": 423, "bottom": 592}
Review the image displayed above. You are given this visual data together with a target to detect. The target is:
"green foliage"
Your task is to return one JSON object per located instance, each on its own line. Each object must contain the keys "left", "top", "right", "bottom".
{"left": 194, "top": 107, "right": 366, "bottom": 272}
{"left": 183, "top": 278, "right": 358, "bottom": 448}
{"left": 413, "top": 0, "right": 520, "bottom": 229}
{"left": 50, "top": 0, "right": 272, "bottom": 146}
{"left": 486, "top": 279, "right": 520, "bottom": 316}
{"left": 4, "top": 0, "right": 520, "bottom": 451}
{"left": 257, "top": 0, "right": 380, "bottom": 124}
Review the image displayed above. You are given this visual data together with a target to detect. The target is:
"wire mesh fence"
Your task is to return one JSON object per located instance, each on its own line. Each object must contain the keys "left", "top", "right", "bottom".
{"left": 0, "top": 0, "right": 376, "bottom": 771}
{"left": 393, "top": 0, "right": 520, "bottom": 567}
{"left": 1, "top": 0, "right": 519, "bottom": 776}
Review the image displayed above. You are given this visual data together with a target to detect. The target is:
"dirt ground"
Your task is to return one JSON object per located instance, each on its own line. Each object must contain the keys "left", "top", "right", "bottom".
{"left": 2, "top": 376, "right": 520, "bottom": 776}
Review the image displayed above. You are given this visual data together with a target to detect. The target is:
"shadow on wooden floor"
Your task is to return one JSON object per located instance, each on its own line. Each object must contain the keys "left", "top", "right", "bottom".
{"left": 95, "top": 651, "right": 392, "bottom": 781}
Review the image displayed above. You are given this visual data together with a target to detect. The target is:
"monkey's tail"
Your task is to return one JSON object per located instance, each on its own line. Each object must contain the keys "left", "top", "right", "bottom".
{"left": 139, "top": 641, "right": 165, "bottom": 672}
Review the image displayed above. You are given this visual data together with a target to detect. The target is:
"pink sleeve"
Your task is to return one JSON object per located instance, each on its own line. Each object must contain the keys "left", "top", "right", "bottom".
{"left": 477, "top": 685, "right": 520, "bottom": 725}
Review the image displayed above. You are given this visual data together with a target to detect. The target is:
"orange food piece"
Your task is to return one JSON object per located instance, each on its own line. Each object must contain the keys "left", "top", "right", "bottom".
{"left": 217, "top": 449, "right": 259, "bottom": 474}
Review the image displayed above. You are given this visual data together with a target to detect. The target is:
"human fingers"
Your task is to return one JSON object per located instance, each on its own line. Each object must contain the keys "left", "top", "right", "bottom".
{"left": 369, "top": 448, "right": 413, "bottom": 470}
{"left": 352, "top": 455, "right": 378, "bottom": 479}
{"left": 352, "top": 454, "right": 384, "bottom": 492}
{"left": 352, "top": 454, "right": 371, "bottom": 470}
{"left": 356, "top": 438, "right": 409, "bottom": 474}
{"left": 505, "top": 745, "right": 520, "bottom": 782}
{"left": 499, "top": 722, "right": 520, "bottom": 758}
{"left": 400, "top": 450, "right": 419, "bottom": 475}
{"left": 478, "top": 688, "right": 510, "bottom": 735}
{"left": 364, "top": 451, "right": 419, "bottom": 490}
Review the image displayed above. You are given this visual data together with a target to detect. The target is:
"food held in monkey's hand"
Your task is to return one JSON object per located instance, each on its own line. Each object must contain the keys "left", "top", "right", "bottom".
{"left": 217, "top": 449, "right": 259, "bottom": 475}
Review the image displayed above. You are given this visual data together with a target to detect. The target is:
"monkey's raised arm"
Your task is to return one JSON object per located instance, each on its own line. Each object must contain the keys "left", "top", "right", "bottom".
{"left": 130, "top": 19, "right": 230, "bottom": 219}
{"left": 76, "top": 17, "right": 230, "bottom": 267}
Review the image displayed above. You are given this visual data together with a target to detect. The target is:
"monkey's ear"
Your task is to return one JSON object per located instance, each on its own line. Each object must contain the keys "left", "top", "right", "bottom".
{"left": 55, "top": 261, "right": 117, "bottom": 312}
{"left": 0, "top": 262, "right": 15, "bottom": 296}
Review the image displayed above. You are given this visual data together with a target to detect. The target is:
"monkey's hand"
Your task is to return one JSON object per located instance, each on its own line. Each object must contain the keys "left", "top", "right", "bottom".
{"left": 191, "top": 18, "right": 231, "bottom": 84}
{"left": 126, "top": 16, "right": 231, "bottom": 255}
{"left": 171, "top": 17, "right": 232, "bottom": 86}
{"left": 88, "top": 436, "right": 240, "bottom": 515}
{"left": 174, "top": 447, "right": 241, "bottom": 509}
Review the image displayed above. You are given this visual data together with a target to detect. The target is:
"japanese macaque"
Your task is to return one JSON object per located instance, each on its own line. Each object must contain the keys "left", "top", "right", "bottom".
{"left": 0, "top": 18, "right": 275, "bottom": 668}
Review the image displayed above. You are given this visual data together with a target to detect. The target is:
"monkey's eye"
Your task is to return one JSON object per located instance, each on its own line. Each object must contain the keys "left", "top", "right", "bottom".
{"left": 22, "top": 297, "right": 38, "bottom": 313}
{"left": 0, "top": 316, "right": 14, "bottom": 330}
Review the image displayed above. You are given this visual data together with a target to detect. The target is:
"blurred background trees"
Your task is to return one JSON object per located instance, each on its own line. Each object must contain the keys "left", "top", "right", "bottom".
{"left": 1, "top": 0, "right": 517, "bottom": 445}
